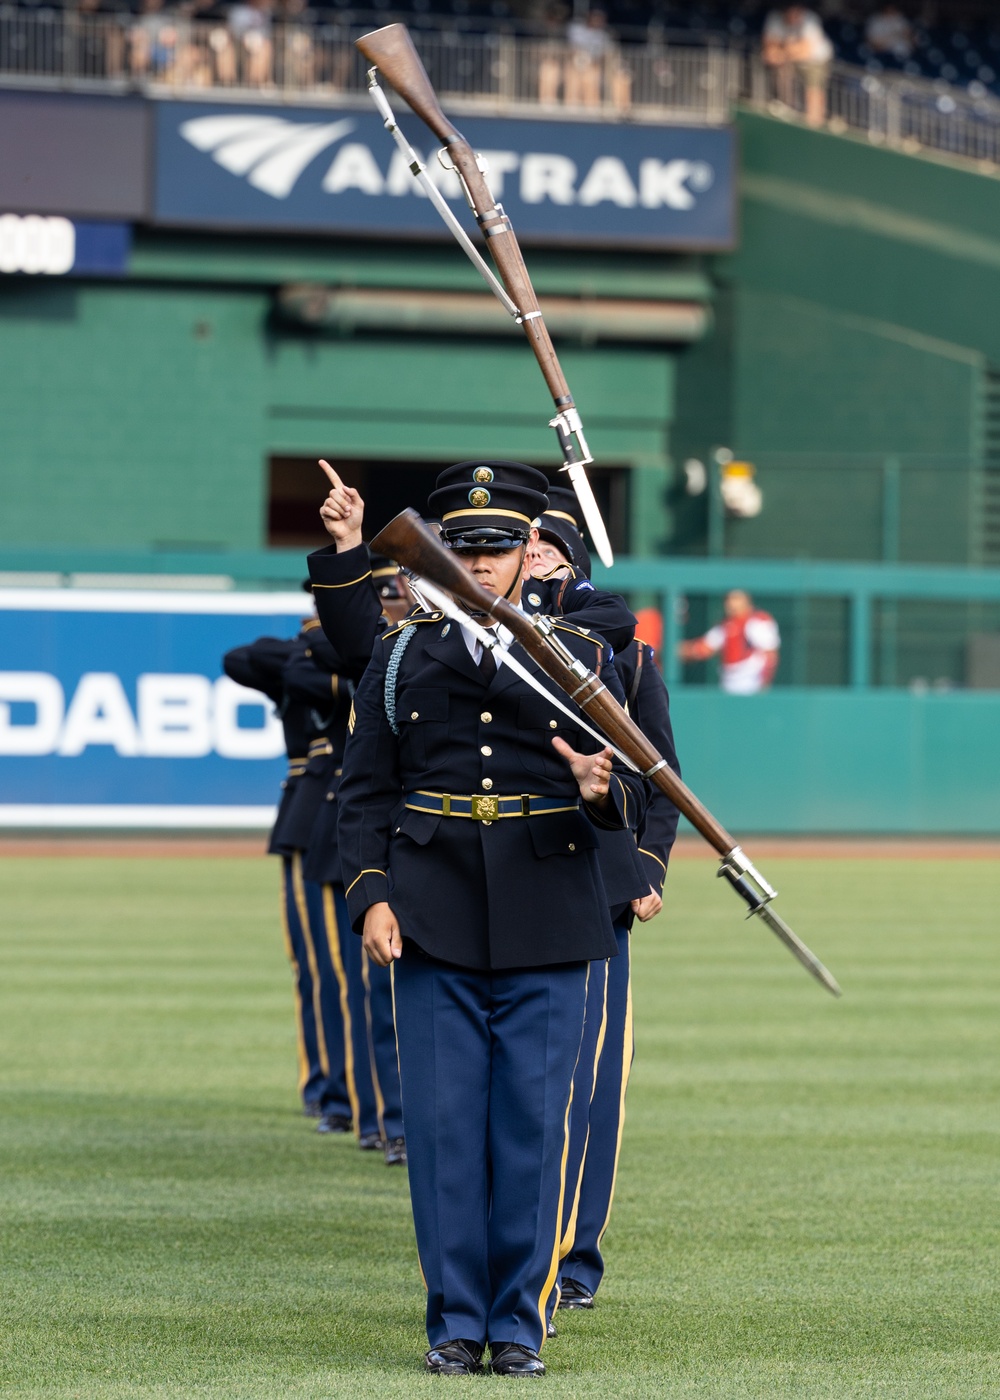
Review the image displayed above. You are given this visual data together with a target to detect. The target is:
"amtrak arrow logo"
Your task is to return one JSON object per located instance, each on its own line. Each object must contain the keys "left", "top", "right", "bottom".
{"left": 179, "top": 115, "right": 355, "bottom": 198}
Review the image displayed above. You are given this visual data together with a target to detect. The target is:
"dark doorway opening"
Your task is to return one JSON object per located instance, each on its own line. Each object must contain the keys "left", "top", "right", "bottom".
{"left": 267, "top": 456, "right": 631, "bottom": 556}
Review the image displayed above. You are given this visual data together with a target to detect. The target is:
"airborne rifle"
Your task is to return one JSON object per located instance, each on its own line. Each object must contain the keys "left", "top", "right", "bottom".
{"left": 355, "top": 22, "right": 614, "bottom": 569}
{"left": 371, "top": 508, "right": 842, "bottom": 999}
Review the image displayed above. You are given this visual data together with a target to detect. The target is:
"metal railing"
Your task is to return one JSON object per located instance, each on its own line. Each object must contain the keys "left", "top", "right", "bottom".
{"left": 2, "top": 11, "right": 1000, "bottom": 165}
{"left": 745, "top": 57, "right": 1000, "bottom": 166}
{"left": 2, "top": 545, "right": 999, "bottom": 690}
{"left": 593, "top": 556, "right": 1000, "bottom": 691}
{"left": 0, "top": 11, "right": 739, "bottom": 123}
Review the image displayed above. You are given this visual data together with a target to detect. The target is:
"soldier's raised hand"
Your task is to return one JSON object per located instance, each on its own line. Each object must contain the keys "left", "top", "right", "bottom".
{"left": 318, "top": 459, "right": 365, "bottom": 551}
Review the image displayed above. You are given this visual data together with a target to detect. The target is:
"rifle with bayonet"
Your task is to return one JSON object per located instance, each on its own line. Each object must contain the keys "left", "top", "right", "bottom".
{"left": 356, "top": 21, "right": 614, "bottom": 569}
{"left": 372, "top": 507, "right": 842, "bottom": 999}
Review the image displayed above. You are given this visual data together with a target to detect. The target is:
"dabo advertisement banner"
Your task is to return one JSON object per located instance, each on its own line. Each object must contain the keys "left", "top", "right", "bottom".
{"left": 0, "top": 590, "right": 307, "bottom": 827}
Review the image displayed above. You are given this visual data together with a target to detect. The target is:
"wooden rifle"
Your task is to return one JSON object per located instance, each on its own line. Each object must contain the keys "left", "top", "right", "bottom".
{"left": 356, "top": 22, "right": 614, "bottom": 568}
{"left": 372, "top": 507, "right": 843, "bottom": 998}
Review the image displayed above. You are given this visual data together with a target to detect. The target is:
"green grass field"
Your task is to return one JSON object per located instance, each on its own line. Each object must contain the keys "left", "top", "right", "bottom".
{"left": 1, "top": 851, "right": 998, "bottom": 1398}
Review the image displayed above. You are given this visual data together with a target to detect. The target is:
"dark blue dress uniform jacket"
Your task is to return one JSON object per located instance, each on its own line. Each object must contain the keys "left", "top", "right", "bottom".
{"left": 615, "top": 639, "right": 682, "bottom": 893}
{"left": 310, "top": 542, "right": 652, "bottom": 919}
{"left": 281, "top": 625, "right": 356, "bottom": 885}
{"left": 523, "top": 565, "right": 648, "bottom": 914}
{"left": 336, "top": 613, "right": 648, "bottom": 971}
{"left": 521, "top": 564, "right": 637, "bottom": 654}
{"left": 222, "top": 633, "right": 306, "bottom": 856}
{"left": 309, "top": 544, "right": 387, "bottom": 677}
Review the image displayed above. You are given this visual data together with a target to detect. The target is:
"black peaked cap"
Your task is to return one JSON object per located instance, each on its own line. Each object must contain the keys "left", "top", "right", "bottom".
{"left": 537, "top": 482, "right": 592, "bottom": 578}
{"left": 428, "top": 461, "right": 549, "bottom": 544}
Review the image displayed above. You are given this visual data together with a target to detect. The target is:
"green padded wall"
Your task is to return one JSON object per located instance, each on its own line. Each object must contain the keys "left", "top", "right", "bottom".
{"left": 674, "top": 110, "right": 1000, "bottom": 566}
{"left": 0, "top": 251, "right": 677, "bottom": 553}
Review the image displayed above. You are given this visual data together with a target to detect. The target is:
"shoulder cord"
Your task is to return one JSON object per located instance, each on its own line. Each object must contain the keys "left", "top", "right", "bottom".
{"left": 554, "top": 572, "right": 574, "bottom": 612}
{"left": 384, "top": 626, "right": 417, "bottom": 736}
{"left": 626, "top": 639, "right": 644, "bottom": 713}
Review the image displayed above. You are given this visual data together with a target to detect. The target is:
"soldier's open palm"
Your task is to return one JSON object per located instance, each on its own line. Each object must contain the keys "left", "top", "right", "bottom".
{"left": 551, "top": 737, "right": 613, "bottom": 804}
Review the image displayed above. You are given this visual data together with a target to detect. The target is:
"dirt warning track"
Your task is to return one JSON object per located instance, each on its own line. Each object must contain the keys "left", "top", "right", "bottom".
{"left": 0, "top": 836, "right": 997, "bottom": 859}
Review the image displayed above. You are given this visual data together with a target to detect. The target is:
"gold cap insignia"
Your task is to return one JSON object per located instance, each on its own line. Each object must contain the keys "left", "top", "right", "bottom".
{"left": 468, "top": 488, "right": 491, "bottom": 507}
{"left": 473, "top": 466, "right": 495, "bottom": 484}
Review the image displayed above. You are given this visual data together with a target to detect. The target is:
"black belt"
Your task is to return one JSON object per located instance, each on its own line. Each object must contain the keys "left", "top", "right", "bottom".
{"left": 404, "top": 791, "right": 579, "bottom": 821}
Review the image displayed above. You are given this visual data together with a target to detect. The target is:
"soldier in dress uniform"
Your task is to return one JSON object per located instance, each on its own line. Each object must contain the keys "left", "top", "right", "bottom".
{"left": 520, "top": 485, "right": 636, "bottom": 653}
{"left": 222, "top": 620, "right": 353, "bottom": 1131}
{"left": 334, "top": 461, "right": 648, "bottom": 1377}
{"left": 287, "top": 582, "right": 406, "bottom": 1165}
{"left": 521, "top": 494, "right": 682, "bottom": 1315}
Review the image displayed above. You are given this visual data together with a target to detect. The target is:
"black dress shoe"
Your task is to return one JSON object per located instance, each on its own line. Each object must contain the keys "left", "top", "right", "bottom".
{"left": 546, "top": 1318, "right": 557, "bottom": 1339}
{"left": 358, "top": 1132, "right": 384, "bottom": 1151}
{"left": 384, "top": 1136, "right": 407, "bottom": 1166}
{"left": 316, "top": 1112, "right": 353, "bottom": 1135}
{"left": 489, "top": 1342, "right": 545, "bottom": 1377}
{"left": 557, "top": 1277, "right": 594, "bottom": 1310}
{"left": 425, "top": 1340, "right": 484, "bottom": 1375}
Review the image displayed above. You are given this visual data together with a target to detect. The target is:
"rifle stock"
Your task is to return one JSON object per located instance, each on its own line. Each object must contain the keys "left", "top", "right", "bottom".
{"left": 356, "top": 24, "right": 573, "bottom": 410}
{"left": 355, "top": 24, "right": 457, "bottom": 146}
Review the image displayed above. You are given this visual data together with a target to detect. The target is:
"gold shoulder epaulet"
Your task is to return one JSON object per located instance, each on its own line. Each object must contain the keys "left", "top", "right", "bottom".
{"left": 302, "top": 617, "right": 322, "bottom": 633}
{"left": 381, "top": 611, "right": 444, "bottom": 642}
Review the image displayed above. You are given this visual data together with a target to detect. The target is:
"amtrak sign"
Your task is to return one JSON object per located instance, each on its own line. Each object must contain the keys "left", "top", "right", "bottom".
{"left": 154, "top": 102, "right": 735, "bottom": 249}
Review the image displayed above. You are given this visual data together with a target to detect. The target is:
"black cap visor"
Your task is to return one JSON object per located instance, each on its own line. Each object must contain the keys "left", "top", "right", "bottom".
{"left": 442, "top": 526, "right": 528, "bottom": 554}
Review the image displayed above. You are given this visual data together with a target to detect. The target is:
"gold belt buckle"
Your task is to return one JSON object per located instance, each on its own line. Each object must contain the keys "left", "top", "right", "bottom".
{"left": 470, "top": 794, "right": 499, "bottom": 821}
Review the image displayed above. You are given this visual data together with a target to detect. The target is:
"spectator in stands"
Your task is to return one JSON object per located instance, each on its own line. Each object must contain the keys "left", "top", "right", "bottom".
{"left": 130, "top": 0, "right": 184, "bottom": 80}
{"left": 678, "top": 590, "right": 781, "bottom": 695}
{"left": 564, "top": 7, "right": 631, "bottom": 111}
{"left": 537, "top": 3, "right": 569, "bottom": 106}
{"left": 762, "top": 4, "right": 833, "bottom": 127}
{"left": 865, "top": 5, "right": 914, "bottom": 63}
{"left": 213, "top": 0, "right": 274, "bottom": 87}
{"left": 73, "top": 0, "right": 128, "bottom": 80}
{"left": 278, "top": 0, "right": 316, "bottom": 88}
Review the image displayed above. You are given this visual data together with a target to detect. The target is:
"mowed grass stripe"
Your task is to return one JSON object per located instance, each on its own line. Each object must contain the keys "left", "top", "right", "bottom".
{"left": 0, "top": 856, "right": 998, "bottom": 1398}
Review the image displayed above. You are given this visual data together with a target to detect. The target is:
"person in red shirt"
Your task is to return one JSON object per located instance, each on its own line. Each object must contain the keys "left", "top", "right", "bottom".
{"left": 679, "top": 589, "right": 780, "bottom": 694}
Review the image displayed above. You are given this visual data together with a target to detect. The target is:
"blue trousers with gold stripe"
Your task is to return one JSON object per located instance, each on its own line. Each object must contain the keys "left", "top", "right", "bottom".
{"left": 328, "top": 884, "right": 404, "bottom": 1143}
{"left": 559, "top": 919, "right": 633, "bottom": 1299}
{"left": 392, "top": 945, "right": 588, "bottom": 1353}
{"left": 361, "top": 950, "right": 404, "bottom": 1142}
{"left": 281, "top": 855, "right": 351, "bottom": 1119}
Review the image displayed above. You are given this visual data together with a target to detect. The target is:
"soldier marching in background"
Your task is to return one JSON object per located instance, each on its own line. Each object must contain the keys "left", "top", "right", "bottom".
{"left": 222, "top": 614, "right": 353, "bottom": 1131}
{"left": 523, "top": 489, "right": 682, "bottom": 1316}
{"left": 282, "top": 622, "right": 405, "bottom": 1165}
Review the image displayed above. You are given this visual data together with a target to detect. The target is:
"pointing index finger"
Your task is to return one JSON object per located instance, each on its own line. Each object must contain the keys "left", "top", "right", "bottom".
{"left": 318, "top": 458, "right": 344, "bottom": 491}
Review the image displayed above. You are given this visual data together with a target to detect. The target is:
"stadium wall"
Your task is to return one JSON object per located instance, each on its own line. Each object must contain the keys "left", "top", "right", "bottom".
{"left": 0, "top": 238, "right": 694, "bottom": 555}
{"left": 674, "top": 110, "right": 1000, "bottom": 566}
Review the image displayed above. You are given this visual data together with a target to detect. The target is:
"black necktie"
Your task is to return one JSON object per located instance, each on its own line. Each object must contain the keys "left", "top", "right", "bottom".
{"left": 478, "top": 632, "right": 497, "bottom": 683}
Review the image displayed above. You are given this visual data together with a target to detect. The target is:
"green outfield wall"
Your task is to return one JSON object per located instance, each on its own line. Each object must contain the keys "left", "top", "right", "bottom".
{"left": 671, "top": 690, "right": 1000, "bottom": 834}
{"left": 0, "top": 241, "right": 699, "bottom": 556}
{"left": 673, "top": 110, "right": 1000, "bottom": 567}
